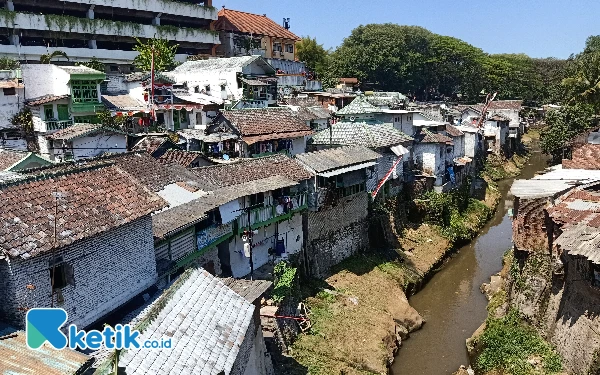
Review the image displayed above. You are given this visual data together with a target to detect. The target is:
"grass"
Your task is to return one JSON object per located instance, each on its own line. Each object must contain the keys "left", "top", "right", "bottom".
{"left": 476, "top": 310, "right": 563, "bottom": 375}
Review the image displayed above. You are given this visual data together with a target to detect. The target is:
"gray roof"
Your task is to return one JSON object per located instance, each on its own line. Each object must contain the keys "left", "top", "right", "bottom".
{"left": 178, "top": 130, "right": 238, "bottom": 143}
{"left": 336, "top": 95, "right": 382, "bottom": 116}
{"left": 310, "top": 122, "right": 413, "bottom": 149}
{"left": 101, "top": 93, "right": 146, "bottom": 112}
{"left": 222, "top": 278, "right": 272, "bottom": 303}
{"left": 170, "top": 56, "right": 273, "bottom": 75}
{"left": 532, "top": 165, "right": 600, "bottom": 184}
{"left": 510, "top": 179, "right": 577, "bottom": 199}
{"left": 295, "top": 146, "right": 381, "bottom": 173}
{"left": 119, "top": 268, "right": 255, "bottom": 375}
{"left": 555, "top": 224, "right": 600, "bottom": 264}
{"left": 59, "top": 65, "right": 104, "bottom": 75}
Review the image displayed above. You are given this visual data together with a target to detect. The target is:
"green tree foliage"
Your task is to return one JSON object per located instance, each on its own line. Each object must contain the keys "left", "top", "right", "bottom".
{"left": 539, "top": 103, "right": 595, "bottom": 162}
{"left": 97, "top": 109, "right": 127, "bottom": 130}
{"left": 0, "top": 57, "right": 19, "bottom": 70}
{"left": 10, "top": 107, "right": 33, "bottom": 134}
{"left": 133, "top": 38, "right": 178, "bottom": 72}
{"left": 77, "top": 57, "right": 105, "bottom": 72}
{"left": 40, "top": 50, "right": 68, "bottom": 64}
{"left": 296, "top": 37, "right": 328, "bottom": 75}
{"left": 562, "top": 38, "right": 600, "bottom": 111}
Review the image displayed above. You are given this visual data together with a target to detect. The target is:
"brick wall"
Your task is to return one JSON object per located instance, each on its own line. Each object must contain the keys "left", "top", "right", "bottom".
{"left": 2, "top": 216, "right": 157, "bottom": 329}
{"left": 0, "top": 259, "right": 17, "bottom": 323}
{"left": 306, "top": 192, "right": 370, "bottom": 278}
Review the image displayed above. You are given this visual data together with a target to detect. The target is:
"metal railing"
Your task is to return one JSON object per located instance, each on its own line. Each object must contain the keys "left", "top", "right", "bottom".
{"left": 238, "top": 193, "right": 307, "bottom": 229}
{"left": 45, "top": 119, "right": 74, "bottom": 131}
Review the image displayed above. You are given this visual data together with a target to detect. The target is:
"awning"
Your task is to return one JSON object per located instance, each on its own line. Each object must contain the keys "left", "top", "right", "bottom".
{"left": 390, "top": 144, "right": 410, "bottom": 156}
{"left": 318, "top": 161, "right": 377, "bottom": 178}
{"left": 240, "top": 77, "right": 270, "bottom": 86}
{"left": 243, "top": 130, "right": 315, "bottom": 145}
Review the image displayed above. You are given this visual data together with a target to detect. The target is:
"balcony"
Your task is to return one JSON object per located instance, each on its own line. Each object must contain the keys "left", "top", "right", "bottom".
{"left": 34, "top": 119, "right": 74, "bottom": 133}
{"left": 238, "top": 193, "right": 308, "bottom": 231}
{"left": 171, "top": 222, "right": 234, "bottom": 271}
{"left": 56, "top": 0, "right": 218, "bottom": 20}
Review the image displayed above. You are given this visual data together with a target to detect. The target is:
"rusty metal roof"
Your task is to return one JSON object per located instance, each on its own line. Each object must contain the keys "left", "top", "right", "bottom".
{"left": 0, "top": 330, "right": 93, "bottom": 375}
{"left": 295, "top": 146, "right": 380, "bottom": 173}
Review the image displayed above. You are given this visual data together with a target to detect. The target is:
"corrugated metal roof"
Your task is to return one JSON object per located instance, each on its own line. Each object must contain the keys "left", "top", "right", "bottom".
{"left": 119, "top": 268, "right": 255, "bottom": 375}
{"left": 555, "top": 224, "right": 600, "bottom": 264}
{"left": 0, "top": 330, "right": 92, "bottom": 375}
{"left": 319, "top": 161, "right": 377, "bottom": 178}
{"left": 533, "top": 165, "right": 600, "bottom": 183}
{"left": 336, "top": 95, "right": 382, "bottom": 115}
{"left": 222, "top": 278, "right": 272, "bottom": 303}
{"left": 510, "top": 179, "right": 577, "bottom": 199}
{"left": 295, "top": 146, "right": 380, "bottom": 173}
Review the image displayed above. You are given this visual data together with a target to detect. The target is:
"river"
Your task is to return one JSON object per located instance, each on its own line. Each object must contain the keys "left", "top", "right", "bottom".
{"left": 391, "top": 147, "right": 549, "bottom": 375}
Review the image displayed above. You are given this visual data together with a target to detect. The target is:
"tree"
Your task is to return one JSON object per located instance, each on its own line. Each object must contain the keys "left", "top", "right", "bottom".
{"left": 0, "top": 57, "right": 19, "bottom": 70}
{"left": 539, "top": 103, "right": 595, "bottom": 162}
{"left": 133, "top": 38, "right": 178, "bottom": 72}
{"left": 562, "top": 50, "right": 600, "bottom": 111}
{"left": 40, "top": 50, "right": 68, "bottom": 64}
{"left": 77, "top": 57, "right": 105, "bottom": 72}
{"left": 97, "top": 109, "right": 127, "bottom": 130}
{"left": 296, "top": 37, "right": 328, "bottom": 75}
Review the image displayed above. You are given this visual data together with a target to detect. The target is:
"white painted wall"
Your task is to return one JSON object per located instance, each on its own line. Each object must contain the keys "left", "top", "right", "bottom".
{"left": 21, "top": 65, "right": 70, "bottom": 100}
{"left": 0, "top": 86, "right": 24, "bottom": 129}
{"left": 414, "top": 142, "right": 444, "bottom": 185}
{"left": 290, "top": 136, "right": 306, "bottom": 155}
{"left": 62, "top": 0, "right": 218, "bottom": 20}
{"left": 53, "top": 133, "right": 127, "bottom": 160}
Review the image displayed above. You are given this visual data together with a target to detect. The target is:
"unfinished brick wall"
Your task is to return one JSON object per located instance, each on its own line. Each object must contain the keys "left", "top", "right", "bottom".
{"left": 513, "top": 197, "right": 550, "bottom": 253}
{"left": 1, "top": 216, "right": 157, "bottom": 329}
{"left": 306, "top": 192, "right": 370, "bottom": 278}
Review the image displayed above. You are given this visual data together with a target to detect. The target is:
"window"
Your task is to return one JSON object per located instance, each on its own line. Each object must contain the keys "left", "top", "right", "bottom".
{"left": 109, "top": 65, "right": 119, "bottom": 72}
{"left": 249, "top": 192, "right": 265, "bottom": 207}
{"left": 57, "top": 104, "right": 69, "bottom": 121}
{"left": 49, "top": 258, "right": 74, "bottom": 290}
{"left": 285, "top": 43, "right": 294, "bottom": 53}
{"left": 71, "top": 80, "right": 99, "bottom": 103}
{"left": 3, "top": 87, "right": 15, "bottom": 96}
{"left": 44, "top": 105, "right": 54, "bottom": 120}
{"left": 220, "top": 84, "right": 226, "bottom": 91}
{"left": 273, "top": 42, "right": 282, "bottom": 52}
{"left": 205, "top": 85, "right": 211, "bottom": 93}
{"left": 194, "top": 86, "right": 200, "bottom": 93}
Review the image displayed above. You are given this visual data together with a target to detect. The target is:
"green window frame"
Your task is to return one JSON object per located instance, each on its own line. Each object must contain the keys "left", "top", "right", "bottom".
{"left": 57, "top": 104, "right": 69, "bottom": 121}
{"left": 71, "top": 80, "right": 99, "bottom": 104}
{"left": 44, "top": 105, "right": 54, "bottom": 120}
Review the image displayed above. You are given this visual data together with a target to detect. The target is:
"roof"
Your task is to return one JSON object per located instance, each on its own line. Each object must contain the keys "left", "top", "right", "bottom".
{"left": 0, "top": 170, "right": 27, "bottom": 183}
{"left": 488, "top": 113, "right": 511, "bottom": 122}
{"left": 510, "top": 179, "right": 578, "bottom": 199}
{"left": 533, "top": 165, "right": 600, "bottom": 184}
{"left": 47, "top": 123, "right": 126, "bottom": 141}
{"left": 26, "top": 94, "right": 70, "bottom": 106}
{"left": 419, "top": 110, "right": 444, "bottom": 122}
{"left": 172, "top": 91, "right": 223, "bottom": 106}
{"left": 170, "top": 56, "right": 271, "bottom": 75}
{"left": 119, "top": 268, "right": 255, "bottom": 375}
{"left": 178, "top": 130, "right": 238, "bottom": 143}
{"left": 0, "top": 330, "right": 93, "bottom": 375}
{"left": 295, "top": 146, "right": 381, "bottom": 173}
{"left": 193, "top": 154, "right": 313, "bottom": 190}
{"left": 59, "top": 65, "right": 104, "bottom": 75}
{"left": 488, "top": 100, "right": 522, "bottom": 111}
{"left": 158, "top": 149, "right": 206, "bottom": 168}
{"left": 310, "top": 122, "right": 413, "bottom": 149}
{"left": 562, "top": 143, "right": 600, "bottom": 170}
{"left": 0, "top": 165, "right": 167, "bottom": 260}
{"left": 445, "top": 124, "right": 464, "bottom": 137}
{"left": 215, "top": 8, "right": 300, "bottom": 40}
{"left": 220, "top": 107, "right": 312, "bottom": 137}
{"left": 414, "top": 128, "right": 453, "bottom": 144}
{"left": 0, "top": 80, "right": 23, "bottom": 89}
{"left": 132, "top": 135, "right": 175, "bottom": 156}
{"left": 222, "top": 278, "right": 272, "bottom": 303}
{"left": 243, "top": 130, "right": 314, "bottom": 145}
{"left": 336, "top": 95, "right": 382, "bottom": 116}
{"left": 101, "top": 93, "right": 146, "bottom": 112}
{"left": 0, "top": 149, "right": 27, "bottom": 170}
{"left": 338, "top": 78, "right": 358, "bottom": 84}
{"left": 294, "top": 106, "right": 331, "bottom": 121}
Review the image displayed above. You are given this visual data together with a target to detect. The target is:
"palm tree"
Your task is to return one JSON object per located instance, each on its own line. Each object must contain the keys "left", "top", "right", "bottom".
{"left": 562, "top": 51, "right": 600, "bottom": 113}
{"left": 40, "top": 50, "right": 69, "bottom": 64}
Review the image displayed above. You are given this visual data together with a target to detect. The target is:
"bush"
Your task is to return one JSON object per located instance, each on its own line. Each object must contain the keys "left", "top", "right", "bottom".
{"left": 273, "top": 261, "right": 297, "bottom": 303}
{"left": 476, "top": 310, "right": 562, "bottom": 375}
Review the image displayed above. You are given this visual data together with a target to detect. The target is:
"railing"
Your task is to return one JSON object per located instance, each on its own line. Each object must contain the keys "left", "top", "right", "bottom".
{"left": 45, "top": 119, "right": 74, "bottom": 131}
{"left": 251, "top": 149, "right": 289, "bottom": 158}
{"left": 196, "top": 222, "right": 234, "bottom": 251}
{"left": 238, "top": 193, "right": 308, "bottom": 230}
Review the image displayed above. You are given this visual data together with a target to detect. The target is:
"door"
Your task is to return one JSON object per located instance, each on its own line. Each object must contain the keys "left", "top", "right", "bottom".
{"left": 44, "top": 105, "right": 54, "bottom": 120}
{"left": 57, "top": 104, "right": 69, "bottom": 121}
{"left": 173, "top": 110, "right": 180, "bottom": 130}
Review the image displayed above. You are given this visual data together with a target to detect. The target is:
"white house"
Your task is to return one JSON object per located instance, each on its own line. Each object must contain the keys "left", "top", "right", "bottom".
{"left": 0, "top": 164, "right": 166, "bottom": 329}
{"left": 46, "top": 123, "right": 128, "bottom": 161}
{"left": 0, "top": 69, "right": 26, "bottom": 151}
{"left": 412, "top": 128, "right": 453, "bottom": 188}
{"left": 484, "top": 113, "right": 510, "bottom": 155}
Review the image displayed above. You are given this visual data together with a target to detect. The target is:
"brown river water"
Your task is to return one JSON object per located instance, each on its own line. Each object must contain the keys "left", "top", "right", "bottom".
{"left": 391, "top": 147, "right": 549, "bottom": 375}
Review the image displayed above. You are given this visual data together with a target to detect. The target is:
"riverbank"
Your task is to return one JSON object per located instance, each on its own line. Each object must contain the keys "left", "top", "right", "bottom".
{"left": 289, "top": 185, "right": 504, "bottom": 374}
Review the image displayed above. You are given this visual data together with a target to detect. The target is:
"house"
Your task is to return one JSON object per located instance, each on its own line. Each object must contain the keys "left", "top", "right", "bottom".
{"left": 157, "top": 149, "right": 213, "bottom": 168}
{"left": 364, "top": 91, "right": 408, "bottom": 110}
{"left": 335, "top": 94, "right": 382, "bottom": 122}
{"left": 309, "top": 121, "right": 413, "bottom": 195}
{"left": 0, "top": 149, "right": 52, "bottom": 171}
{"left": 0, "top": 69, "right": 26, "bottom": 151}
{"left": 484, "top": 113, "right": 510, "bottom": 155}
{"left": 266, "top": 58, "right": 323, "bottom": 93}
{"left": 215, "top": 8, "right": 300, "bottom": 61}
{"left": 412, "top": 128, "right": 454, "bottom": 189}
{"left": 131, "top": 134, "right": 180, "bottom": 158}
{"left": 0, "top": 323, "right": 93, "bottom": 375}
{"left": 444, "top": 124, "right": 472, "bottom": 187}
{"left": 21, "top": 64, "right": 106, "bottom": 157}
{"left": 288, "top": 105, "right": 331, "bottom": 131}
{"left": 167, "top": 55, "right": 278, "bottom": 106}
{"left": 193, "top": 154, "right": 313, "bottom": 278}
{"left": 295, "top": 146, "right": 380, "bottom": 277}
{"left": 46, "top": 123, "right": 128, "bottom": 161}
{"left": 336, "top": 78, "right": 359, "bottom": 91}
{"left": 456, "top": 122, "right": 483, "bottom": 159}
{"left": 207, "top": 107, "right": 314, "bottom": 158}
{"left": 115, "top": 268, "right": 272, "bottom": 375}
{"left": 0, "top": 164, "right": 166, "bottom": 329}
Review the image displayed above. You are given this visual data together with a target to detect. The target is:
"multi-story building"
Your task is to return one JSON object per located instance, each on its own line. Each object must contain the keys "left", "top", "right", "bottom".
{"left": 215, "top": 8, "right": 299, "bottom": 61}
{"left": 0, "top": 0, "right": 220, "bottom": 66}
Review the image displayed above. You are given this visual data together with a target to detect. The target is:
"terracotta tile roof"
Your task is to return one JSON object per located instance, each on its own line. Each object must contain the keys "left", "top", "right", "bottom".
{"left": 310, "top": 122, "right": 413, "bottom": 149}
{"left": 26, "top": 94, "right": 70, "bottom": 106}
{"left": 0, "top": 80, "right": 23, "bottom": 89}
{"left": 488, "top": 100, "right": 522, "bottom": 111}
{"left": 193, "top": 154, "right": 313, "bottom": 190}
{"left": 562, "top": 143, "right": 600, "bottom": 170}
{"left": 221, "top": 107, "right": 312, "bottom": 137}
{"left": 339, "top": 78, "right": 358, "bottom": 84}
{"left": 47, "top": 123, "right": 126, "bottom": 141}
{"left": 0, "top": 149, "right": 26, "bottom": 170}
{"left": 294, "top": 107, "right": 331, "bottom": 122}
{"left": 243, "top": 130, "right": 314, "bottom": 145}
{"left": 215, "top": 8, "right": 300, "bottom": 40}
{"left": 445, "top": 124, "right": 464, "bottom": 137}
{"left": 295, "top": 146, "right": 381, "bottom": 173}
{"left": 101, "top": 94, "right": 147, "bottom": 112}
{"left": 414, "top": 128, "right": 453, "bottom": 144}
{"left": 0, "top": 165, "right": 167, "bottom": 260}
{"left": 488, "top": 113, "right": 511, "bottom": 122}
{"left": 132, "top": 135, "right": 175, "bottom": 156}
{"left": 158, "top": 149, "right": 208, "bottom": 168}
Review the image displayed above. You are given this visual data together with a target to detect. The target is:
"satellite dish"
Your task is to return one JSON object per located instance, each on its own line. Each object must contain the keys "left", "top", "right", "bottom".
{"left": 349, "top": 116, "right": 356, "bottom": 122}
{"left": 283, "top": 87, "right": 292, "bottom": 95}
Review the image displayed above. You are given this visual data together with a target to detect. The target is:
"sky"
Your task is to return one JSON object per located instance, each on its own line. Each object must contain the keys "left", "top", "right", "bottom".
{"left": 213, "top": 0, "right": 600, "bottom": 59}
